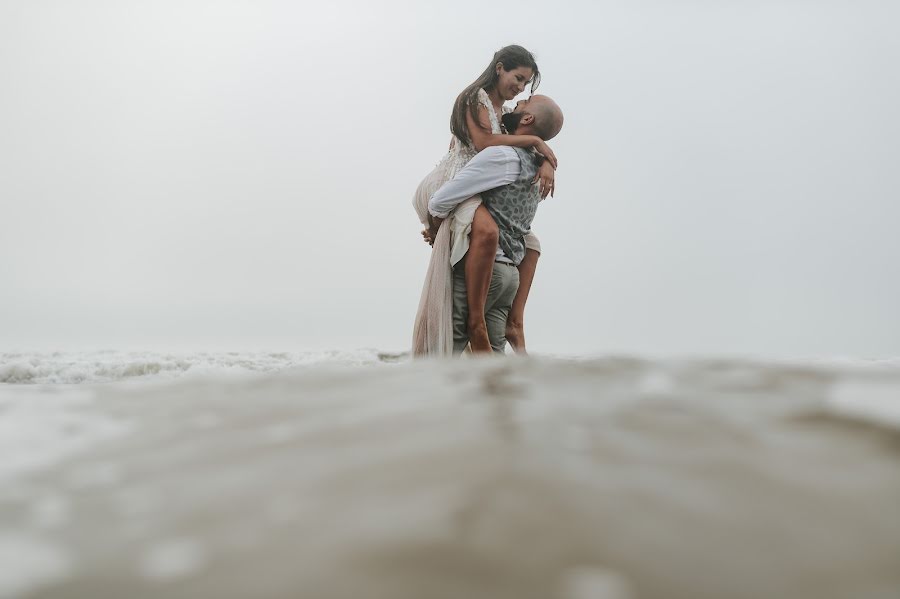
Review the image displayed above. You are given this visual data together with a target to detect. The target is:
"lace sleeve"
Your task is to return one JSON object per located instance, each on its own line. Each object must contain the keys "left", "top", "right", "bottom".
{"left": 475, "top": 88, "right": 503, "bottom": 134}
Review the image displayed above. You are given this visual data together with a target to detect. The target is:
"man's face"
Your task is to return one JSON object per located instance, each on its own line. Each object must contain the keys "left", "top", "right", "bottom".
{"left": 508, "top": 95, "right": 563, "bottom": 140}
{"left": 502, "top": 97, "right": 536, "bottom": 134}
{"left": 501, "top": 110, "right": 525, "bottom": 134}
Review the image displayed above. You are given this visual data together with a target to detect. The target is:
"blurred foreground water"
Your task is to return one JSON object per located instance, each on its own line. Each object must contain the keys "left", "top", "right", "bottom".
{"left": 1, "top": 355, "right": 899, "bottom": 599}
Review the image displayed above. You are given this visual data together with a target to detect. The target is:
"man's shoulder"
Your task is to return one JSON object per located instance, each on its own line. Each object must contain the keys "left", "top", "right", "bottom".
{"left": 509, "top": 145, "right": 540, "bottom": 161}
{"left": 476, "top": 145, "right": 520, "bottom": 161}
{"left": 465, "top": 146, "right": 522, "bottom": 174}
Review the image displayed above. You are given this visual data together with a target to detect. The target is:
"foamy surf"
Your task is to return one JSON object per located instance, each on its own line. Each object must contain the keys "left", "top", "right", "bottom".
{"left": 0, "top": 349, "right": 407, "bottom": 385}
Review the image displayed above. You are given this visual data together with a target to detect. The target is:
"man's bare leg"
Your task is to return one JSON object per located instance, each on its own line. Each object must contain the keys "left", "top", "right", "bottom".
{"left": 506, "top": 248, "right": 539, "bottom": 354}
{"left": 464, "top": 205, "right": 499, "bottom": 354}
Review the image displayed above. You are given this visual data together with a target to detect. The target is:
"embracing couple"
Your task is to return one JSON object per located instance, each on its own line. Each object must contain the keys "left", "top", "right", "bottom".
{"left": 412, "top": 45, "right": 564, "bottom": 357}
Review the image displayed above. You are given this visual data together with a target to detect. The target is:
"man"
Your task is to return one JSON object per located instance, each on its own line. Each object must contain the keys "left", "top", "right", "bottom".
{"left": 427, "top": 95, "right": 565, "bottom": 354}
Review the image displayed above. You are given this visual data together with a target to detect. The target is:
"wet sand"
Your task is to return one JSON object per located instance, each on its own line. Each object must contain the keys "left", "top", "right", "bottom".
{"left": 2, "top": 357, "right": 899, "bottom": 599}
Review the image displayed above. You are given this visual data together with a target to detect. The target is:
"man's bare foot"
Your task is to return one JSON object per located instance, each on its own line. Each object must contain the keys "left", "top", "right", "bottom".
{"left": 468, "top": 319, "right": 493, "bottom": 354}
{"left": 505, "top": 320, "right": 527, "bottom": 355}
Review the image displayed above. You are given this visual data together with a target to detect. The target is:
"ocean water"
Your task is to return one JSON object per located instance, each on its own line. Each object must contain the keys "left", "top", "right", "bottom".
{"left": 3, "top": 349, "right": 898, "bottom": 386}
{"left": 1, "top": 353, "right": 899, "bottom": 598}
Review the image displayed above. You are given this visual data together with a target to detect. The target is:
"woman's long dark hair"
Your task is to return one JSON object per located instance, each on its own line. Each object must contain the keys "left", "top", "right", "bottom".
{"left": 450, "top": 45, "right": 540, "bottom": 146}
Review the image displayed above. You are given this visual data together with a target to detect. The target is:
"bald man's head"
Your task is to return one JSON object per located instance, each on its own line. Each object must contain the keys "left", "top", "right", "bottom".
{"left": 502, "top": 94, "right": 564, "bottom": 141}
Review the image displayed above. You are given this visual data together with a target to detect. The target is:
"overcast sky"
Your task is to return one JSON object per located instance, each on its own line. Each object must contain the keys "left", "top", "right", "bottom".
{"left": 1, "top": 0, "right": 898, "bottom": 357}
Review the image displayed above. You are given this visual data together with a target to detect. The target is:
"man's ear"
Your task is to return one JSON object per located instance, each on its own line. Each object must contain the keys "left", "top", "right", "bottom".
{"left": 520, "top": 113, "right": 535, "bottom": 126}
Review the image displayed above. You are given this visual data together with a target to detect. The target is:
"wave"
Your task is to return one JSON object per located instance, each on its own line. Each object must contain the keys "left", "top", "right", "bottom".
{"left": 0, "top": 349, "right": 409, "bottom": 385}
{"left": 3, "top": 349, "right": 899, "bottom": 436}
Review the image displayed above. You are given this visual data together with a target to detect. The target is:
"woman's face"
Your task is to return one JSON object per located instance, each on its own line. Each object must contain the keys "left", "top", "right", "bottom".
{"left": 496, "top": 65, "right": 534, "bottom": 101}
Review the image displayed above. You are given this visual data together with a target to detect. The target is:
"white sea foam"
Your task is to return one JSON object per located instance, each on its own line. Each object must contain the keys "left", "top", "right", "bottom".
{"left": 3, "top": 349, "right": 898, "bottom": 386}
{"left": 0, "top": 348, "right": 406, "bottom": 385}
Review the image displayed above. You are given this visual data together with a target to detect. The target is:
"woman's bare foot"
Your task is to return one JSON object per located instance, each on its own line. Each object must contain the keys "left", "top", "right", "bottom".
{"left": 505, "top": 320, "right": 527, "bottom": 354}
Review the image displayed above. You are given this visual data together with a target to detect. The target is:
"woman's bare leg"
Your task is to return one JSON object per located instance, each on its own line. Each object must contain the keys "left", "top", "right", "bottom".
{"left": 464, "top": 205, "right": 499, "bottom": 353}
{"left": 506, "top": 248, "right": 539, "bottom": 354}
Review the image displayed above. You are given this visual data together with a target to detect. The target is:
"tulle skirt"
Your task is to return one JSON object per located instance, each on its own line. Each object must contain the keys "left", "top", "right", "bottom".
{"left": 411, "top": 161, "right": 473, "bottom": 357}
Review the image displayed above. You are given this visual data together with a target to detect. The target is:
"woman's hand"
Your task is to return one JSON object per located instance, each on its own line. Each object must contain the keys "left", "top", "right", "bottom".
{"left": 532, "top": 160, "right": 556, "bottom": 199}
{"left": 534, "top": 139, "right": 558, "bottom": 169}
{"left": 422, "top": 217, "right": 443, "bottom": 246}
{"left": 422, "top": 226, "right": 441, "bottom": 246}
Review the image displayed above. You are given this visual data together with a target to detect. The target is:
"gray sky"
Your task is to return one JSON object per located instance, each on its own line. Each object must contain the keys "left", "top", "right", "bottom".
{"left": 2, "top": 0, "right": 898, "bottom": 357}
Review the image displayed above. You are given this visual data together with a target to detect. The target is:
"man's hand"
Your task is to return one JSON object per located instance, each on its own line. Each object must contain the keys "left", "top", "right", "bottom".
{"left": 532, "top": 160, "right": 556, "bottom": 199}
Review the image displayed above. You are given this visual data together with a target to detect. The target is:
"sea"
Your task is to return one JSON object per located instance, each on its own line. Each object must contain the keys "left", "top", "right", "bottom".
{"left": 1, "top": 350, "right": 899, "bottom": 599}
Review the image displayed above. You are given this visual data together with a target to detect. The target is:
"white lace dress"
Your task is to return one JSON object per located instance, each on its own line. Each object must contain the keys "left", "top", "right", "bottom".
{"left": 411, "top": 89, "right": 540, "bottom": 357}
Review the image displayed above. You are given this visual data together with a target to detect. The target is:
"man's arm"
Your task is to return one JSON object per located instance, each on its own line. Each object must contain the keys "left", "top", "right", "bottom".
{"left": 428, "top": 146, "right": 522, "bottom": 219}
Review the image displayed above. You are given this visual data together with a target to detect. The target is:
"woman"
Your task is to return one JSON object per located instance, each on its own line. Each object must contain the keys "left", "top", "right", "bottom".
{"left": 412, "top": 45, "right": 557, "bottom": 356}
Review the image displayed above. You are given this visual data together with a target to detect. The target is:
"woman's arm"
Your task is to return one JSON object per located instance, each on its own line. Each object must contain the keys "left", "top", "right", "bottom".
{"left": 465, "top": 105, "right": 558, "bottom": 168}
